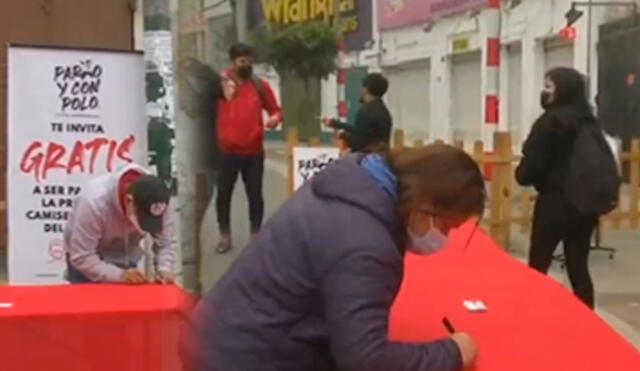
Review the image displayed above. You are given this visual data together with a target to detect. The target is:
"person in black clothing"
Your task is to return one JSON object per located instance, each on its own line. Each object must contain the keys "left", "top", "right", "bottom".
{"left": 516, "top": 67, "right": 598, "bottom": 308}
{"left": 325, "top": 73, "right": 393, "bottom": 152}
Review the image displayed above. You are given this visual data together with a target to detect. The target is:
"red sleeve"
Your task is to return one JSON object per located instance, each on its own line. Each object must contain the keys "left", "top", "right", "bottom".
{"left": 262, "top": 80, "right": 283, "bottom": 122}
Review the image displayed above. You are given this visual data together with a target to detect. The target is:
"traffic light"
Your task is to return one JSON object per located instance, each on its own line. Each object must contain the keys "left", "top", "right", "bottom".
{"left": 565, "top": 5, "right": 584, "bottom": 27}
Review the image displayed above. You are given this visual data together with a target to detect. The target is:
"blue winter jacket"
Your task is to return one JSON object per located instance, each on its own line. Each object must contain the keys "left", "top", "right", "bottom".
{"left": 195, "top": 155, "right": 462, "bottom": 371}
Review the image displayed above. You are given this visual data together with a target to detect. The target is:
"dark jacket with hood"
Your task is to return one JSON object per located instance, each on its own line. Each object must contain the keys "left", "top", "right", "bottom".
{"left": 516, "top": 68, "right": 597, "bottom": 194}
{"left": 335, "top": 99, "right": 393, "bottom": 153}
{"left": 195, "top": 155, "right": 461, "bottom": 371}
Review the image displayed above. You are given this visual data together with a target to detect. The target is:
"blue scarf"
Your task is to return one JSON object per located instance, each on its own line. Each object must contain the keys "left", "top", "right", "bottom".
{"left": 361, "top": 154, "right": 398, "bottom": 201}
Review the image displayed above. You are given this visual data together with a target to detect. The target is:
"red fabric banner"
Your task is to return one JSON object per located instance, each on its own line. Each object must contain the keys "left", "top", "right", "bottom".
{"left": 390, "top": 223, "right": 640, "bottom": 370}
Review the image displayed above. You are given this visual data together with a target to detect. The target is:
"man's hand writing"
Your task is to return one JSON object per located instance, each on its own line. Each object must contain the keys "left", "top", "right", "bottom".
{"left": 121, "top": 269, "right": 146, "bottom": 285}
{"left": 155, "top": 271, "right": 175, "bottom": 284}
{"left": 451, "top": 332, "right": 478, "bottom": 369}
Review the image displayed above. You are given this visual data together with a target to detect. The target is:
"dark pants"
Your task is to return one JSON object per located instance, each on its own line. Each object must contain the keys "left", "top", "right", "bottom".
{"left": 529, "top": 193, "right": 598, "bottom": 308}
{"left": 216, "top": 153, "right": 264, "bottom": 234}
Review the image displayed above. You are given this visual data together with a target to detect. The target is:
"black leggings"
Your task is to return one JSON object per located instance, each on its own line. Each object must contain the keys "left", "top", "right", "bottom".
{"left": 216, "top": 153, "right": 264, "bottom": 234}
{"left": 529, "top": 193, "right": 598, "bottom": 308}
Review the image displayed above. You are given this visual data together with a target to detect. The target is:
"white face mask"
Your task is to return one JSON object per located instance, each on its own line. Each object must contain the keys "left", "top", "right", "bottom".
{"left": 408, "top": 217, "right": 449, "bottom": 255}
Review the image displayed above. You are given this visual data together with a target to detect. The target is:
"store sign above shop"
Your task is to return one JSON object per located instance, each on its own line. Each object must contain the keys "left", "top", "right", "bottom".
{"left": 379, "top": 0, "right": 487, "bottom": 30}
{"left": 247, "top": 0, "right": 373, "bottom": 51}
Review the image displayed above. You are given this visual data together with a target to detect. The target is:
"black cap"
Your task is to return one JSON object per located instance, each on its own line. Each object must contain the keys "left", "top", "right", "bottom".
{"left": 127, "top": 175, "right": 171, "bottom": 234}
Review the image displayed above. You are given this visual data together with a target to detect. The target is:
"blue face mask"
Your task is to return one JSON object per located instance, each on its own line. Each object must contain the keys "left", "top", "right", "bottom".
{"left": 408, "top": 217, "right": 449, "bottom": 255}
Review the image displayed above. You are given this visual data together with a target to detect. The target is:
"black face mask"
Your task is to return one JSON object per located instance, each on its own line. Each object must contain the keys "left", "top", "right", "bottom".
{"left": 237, "top": 65, "right": 253, "bottom": 79}
{"left": 540, "top": 91, "right": 553, "bottom": 110}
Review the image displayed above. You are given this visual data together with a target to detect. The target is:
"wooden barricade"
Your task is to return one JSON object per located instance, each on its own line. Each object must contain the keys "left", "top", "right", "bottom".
{"left": 393, "top": 129, "right": 405, "bottom": 149}
{"left": 489, "top": 133, "right": 513, "bottom": 250}
{"left": 602, "top": 138, "right": 640, "bottom": 229}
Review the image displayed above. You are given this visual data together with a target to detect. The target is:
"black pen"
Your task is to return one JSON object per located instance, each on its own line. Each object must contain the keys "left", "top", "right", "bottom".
{"left": 442, "top": 317, "right": 456, "bottom": 334}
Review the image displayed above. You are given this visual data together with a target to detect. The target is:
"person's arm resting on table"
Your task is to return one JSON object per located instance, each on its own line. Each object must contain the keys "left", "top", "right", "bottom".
{"left": 67, "top": 197, "right": 124, "bottom": 283}
{"left": 323, "top": 249, "right": 463, "bottom": 371}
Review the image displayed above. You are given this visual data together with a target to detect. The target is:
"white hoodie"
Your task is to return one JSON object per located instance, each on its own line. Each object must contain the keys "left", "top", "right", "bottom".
{"left": 64, "top": 164, "right": 176, "bottom": 282}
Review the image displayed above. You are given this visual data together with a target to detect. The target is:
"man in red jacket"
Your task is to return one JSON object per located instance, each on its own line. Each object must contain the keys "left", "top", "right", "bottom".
{"left": 216, "top": 43, "right": 283, "bottom": 253}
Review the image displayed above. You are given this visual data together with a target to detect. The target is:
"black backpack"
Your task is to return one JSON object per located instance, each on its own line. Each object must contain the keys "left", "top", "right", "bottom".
{"left": 251, "top": 75, "right": 268, "bottom": 110}
{"left": 564, "top": 122, "right": 621, "bottom": 215}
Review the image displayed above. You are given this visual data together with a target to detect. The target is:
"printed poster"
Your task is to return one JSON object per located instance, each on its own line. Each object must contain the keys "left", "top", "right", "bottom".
{"left": 144, "top": 30, "right": 177, "bottom": 194}
{"left": 7, "top": 45, "right": 147, "bottom": 284}
{"left": 293, "top": 147, "right": 340, "bottom": 191}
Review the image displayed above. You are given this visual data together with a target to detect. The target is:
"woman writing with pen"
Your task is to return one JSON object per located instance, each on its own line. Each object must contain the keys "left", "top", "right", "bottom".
{"left": 193, "top": 144, "right": 485, "bottom": 370}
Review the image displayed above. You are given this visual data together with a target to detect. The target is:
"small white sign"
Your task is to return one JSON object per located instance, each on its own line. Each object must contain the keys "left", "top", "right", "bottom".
{"left": 463, "top": 300, "right": 488, "bottom": 312}
{"left": 292, "top": 147, "right": 340, "bottom": 191}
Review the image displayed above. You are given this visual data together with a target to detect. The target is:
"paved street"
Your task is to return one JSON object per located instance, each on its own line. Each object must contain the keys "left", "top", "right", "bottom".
{"left": 199, "top": 142, "right": 288, "bottom": 290}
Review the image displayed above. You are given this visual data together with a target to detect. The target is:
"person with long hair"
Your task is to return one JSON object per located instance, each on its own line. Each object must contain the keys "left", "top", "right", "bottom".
{"left": 516, "top": 67, "right": 599, "bottom": 308}
{"left": 194, "top": 145, "right": 486, "bottom": 370}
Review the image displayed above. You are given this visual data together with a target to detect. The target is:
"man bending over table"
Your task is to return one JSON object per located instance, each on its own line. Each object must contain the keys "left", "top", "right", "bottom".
{"left": 64, "top": 164, "right": 176, "bottom": 284}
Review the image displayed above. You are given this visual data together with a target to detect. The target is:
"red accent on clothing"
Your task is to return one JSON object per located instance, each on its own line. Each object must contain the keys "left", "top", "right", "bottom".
{"left": 217, "top": 70, "right": 283, "bottom": 155}
{"left": 488, "top": 0, "right": 500, "bottom": 8}
{"left": 118, "top": 169, "right": 143, "bottom": 212}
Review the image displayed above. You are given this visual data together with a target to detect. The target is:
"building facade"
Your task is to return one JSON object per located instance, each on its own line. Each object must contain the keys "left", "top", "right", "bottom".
{"left": 178, "top": 0, "right": 640, "bottom": 148}
{"left": 320, "top": 0, "right": 640, "bottom": 149}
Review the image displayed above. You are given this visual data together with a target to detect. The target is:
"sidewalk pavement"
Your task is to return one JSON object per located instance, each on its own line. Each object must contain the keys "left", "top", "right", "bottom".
{"left": 199, "top": 142, "right": 288, "bottom": 289}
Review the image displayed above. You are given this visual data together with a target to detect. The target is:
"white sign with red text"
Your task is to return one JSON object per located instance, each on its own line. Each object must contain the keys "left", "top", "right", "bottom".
{"left": 7, "top": 45, "right": 147, "bottom": 284}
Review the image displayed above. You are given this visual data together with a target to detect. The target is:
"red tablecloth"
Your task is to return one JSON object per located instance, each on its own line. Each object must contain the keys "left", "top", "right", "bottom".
{"left": 0, "top": 285, "right": 192, "bottom": 371}
{"left": 390, "top": 223, "right": 640, "bottom": 370}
